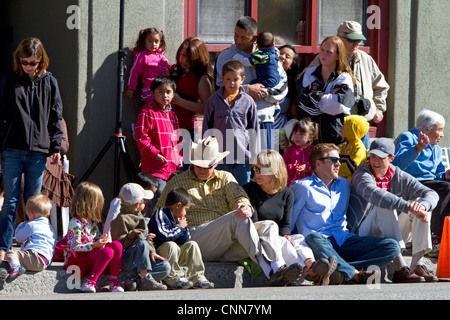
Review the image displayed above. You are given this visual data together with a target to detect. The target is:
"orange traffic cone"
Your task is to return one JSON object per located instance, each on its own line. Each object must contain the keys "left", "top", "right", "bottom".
{"left": 436, "top": 216, "right": 450, "bottom": 280}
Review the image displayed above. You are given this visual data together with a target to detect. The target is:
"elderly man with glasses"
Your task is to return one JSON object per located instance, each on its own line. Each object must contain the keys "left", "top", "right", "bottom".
{"left": 290, "top": 143, "right": 400, "bottom": 285}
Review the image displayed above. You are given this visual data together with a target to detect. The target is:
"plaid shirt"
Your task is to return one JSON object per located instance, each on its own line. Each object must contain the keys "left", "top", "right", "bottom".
{"left": 155, "top": 167, "right": 252, "bottom": 227}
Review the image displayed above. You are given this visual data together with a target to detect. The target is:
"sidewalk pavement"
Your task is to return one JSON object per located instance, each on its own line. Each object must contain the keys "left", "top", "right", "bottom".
{"left": 0, "top": 247, "right": 438, "bottom": 296}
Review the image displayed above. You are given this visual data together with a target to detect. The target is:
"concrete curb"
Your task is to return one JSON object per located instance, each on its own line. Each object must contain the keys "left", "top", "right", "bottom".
{"left": 0, "top": 256, "right": 438, "bottom": 295}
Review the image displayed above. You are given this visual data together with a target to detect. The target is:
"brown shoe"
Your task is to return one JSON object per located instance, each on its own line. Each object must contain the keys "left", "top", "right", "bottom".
{"left": 393, "top": 266, "right": 425, "bottom": 283}
{"left": 414, "top": 265, "right": 438, "bottom": 282}
{"left": 351, "top": 269, "right": 379, "bottom": 284}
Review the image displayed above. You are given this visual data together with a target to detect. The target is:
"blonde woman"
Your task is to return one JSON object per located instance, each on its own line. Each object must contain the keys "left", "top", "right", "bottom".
{"left": 0, "top": 37, "right": 63, "bottom": 260}
{"left": 243, "top": 150, "right": 337, "bottom": 285}
{"left": 293, "top": 36, "right": 355, "bottom": 145}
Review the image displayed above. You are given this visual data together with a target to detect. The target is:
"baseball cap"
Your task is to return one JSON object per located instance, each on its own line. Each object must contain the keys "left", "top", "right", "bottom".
{"left": 337, "top": 21, "right": 367, "bottom": 41}
{"left": 119, "top": 183, "right": 154, "bottom": 204}
{"left": 369, "top": 138, "right": 395, "bottom": 158}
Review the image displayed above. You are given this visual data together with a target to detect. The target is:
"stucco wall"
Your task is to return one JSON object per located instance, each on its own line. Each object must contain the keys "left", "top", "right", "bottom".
{"left": 388, "top": 0, "right": 450, "bottom": 146}
{"left": 4, "top": 0, "right": 184, "bottom": 205}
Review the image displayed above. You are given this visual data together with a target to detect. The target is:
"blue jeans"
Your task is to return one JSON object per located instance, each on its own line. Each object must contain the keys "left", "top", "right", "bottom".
{"left": 361, "top": 131, "right": 370, "bottom": 149}
{"left": 145, "top": 177, "right": 166, "bottom": 217}
{"left": 216, "top": 163, "right": 251, "bottom": 186}
{"left": 0, "top": 149, "right": 47, "bottom": 252}
{"left": 260, "top": 122, "right": 274, "bottom": 150}
{"left": 305, "top": 232, "right": 400, "bottom": 281}
{"left": 121, "top": 239, "right": 171, "bottom": 282}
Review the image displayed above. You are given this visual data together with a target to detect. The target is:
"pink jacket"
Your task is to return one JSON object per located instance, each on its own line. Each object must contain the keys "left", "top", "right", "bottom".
{"left": 134, "top": 100, "right": 182, "bottom": 180}
{"left": 127, "top": 48, "right": 171, "bottom": 101}
{"left": 283, "top": 144, "right": 314, "bottom": 186}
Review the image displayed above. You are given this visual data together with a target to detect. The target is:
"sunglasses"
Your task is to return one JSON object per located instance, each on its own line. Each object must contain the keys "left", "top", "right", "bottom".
{"left": 253, "top": 166, "right": 274, "bottom": 175}
{"left": 20, "top": 59, "right": 40, "bottom": 67}
{"left": 343, "top": 37, "right": 362, "bottom": 44}
{"left": 319, "top": 157, "right": 341, "bottom": 164}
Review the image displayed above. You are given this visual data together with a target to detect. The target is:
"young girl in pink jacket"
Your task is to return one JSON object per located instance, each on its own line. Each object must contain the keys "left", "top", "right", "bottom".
{"left": 283, "top": 118, "right": 319, "bottom": 186}
{"left": 126, "top": 28, "right": 171, "bottom": 102}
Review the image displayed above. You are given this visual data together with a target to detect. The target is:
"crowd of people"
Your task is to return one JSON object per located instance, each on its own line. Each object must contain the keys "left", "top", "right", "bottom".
{"left": 0, "top": 16, "right": 448, "bottom": 294}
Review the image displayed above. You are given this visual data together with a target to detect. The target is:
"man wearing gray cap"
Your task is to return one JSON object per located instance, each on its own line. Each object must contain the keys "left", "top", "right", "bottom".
{"left": 308, "top": 21, "right": 390, "bottom": 147}
{"left": 347, "top": 138, "right": 440, "bottom": 283}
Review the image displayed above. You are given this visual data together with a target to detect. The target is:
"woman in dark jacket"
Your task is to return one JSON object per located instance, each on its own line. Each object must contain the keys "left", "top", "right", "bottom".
{"left": 0, "top": 37, "right": 63, "bottom": 259}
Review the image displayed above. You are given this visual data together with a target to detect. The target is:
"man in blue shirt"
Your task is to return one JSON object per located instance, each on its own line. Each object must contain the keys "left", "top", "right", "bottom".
{"left": 290, "top": 143, "right": 400, "bottom": 284}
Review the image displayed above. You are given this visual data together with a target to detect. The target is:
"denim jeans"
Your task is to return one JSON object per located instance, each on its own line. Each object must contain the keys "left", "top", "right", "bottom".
{"left": 121, "top": 239, "right": 171, "bottom": 282}
{"left": 305, "top": 232, "right": 400, "bottom": 281}
{"left": 0, "top": 149, "right": 47, "bottom": 251}
{"left": 216, "top": 163, "right": 251, "bottom": 186}
{"left": 145, "top": 177, "right": 166, "bottom": 217}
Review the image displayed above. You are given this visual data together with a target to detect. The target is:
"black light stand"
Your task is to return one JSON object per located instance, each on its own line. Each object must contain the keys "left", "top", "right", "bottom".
{"left": 76, "top": 0, "right": 136, "bottom": 195}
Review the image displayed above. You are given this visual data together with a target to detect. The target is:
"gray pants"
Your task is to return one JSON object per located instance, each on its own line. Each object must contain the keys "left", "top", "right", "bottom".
{"left": 189, "top": 211, "right": 284, "bottom": 264}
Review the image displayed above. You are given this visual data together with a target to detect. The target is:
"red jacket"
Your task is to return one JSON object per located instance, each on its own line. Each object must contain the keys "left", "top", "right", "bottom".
{"left": 135, "top": 100, "right": 182, "bottom": 180}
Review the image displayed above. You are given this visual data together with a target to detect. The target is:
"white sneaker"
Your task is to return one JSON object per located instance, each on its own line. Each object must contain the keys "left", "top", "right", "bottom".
{"left": 193, "top": 278, "right": 214, "bottom": 289}
{"left": 174, "top": 277, "right": 194, "bottom": 289}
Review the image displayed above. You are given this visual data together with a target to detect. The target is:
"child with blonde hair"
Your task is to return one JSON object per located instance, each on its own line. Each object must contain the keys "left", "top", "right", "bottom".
{"left": 283, "top": 118, "right": 319, "bottom": 186}
{"left": 0, "top": 194, "right": 56, "bottom": 285}
{"left": 65, "top": 182, "right": 124, "bottom": 293}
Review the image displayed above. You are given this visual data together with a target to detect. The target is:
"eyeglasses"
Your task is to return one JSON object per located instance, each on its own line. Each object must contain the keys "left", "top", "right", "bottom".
{"left": 20, "top": 59, "right": 40, "bottom": 67}
{"left": 319, "top": 157, "right": 341, "bottom": 164}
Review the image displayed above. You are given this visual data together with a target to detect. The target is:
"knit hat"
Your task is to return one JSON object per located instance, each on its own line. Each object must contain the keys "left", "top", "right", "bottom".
{"left": 119, "top": 183, "right": 154, "bottom": 204}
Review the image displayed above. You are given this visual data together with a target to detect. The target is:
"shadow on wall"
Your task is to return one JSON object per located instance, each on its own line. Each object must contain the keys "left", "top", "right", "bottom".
{"left": 78, "top": 46, "right": 142, "bottom": 209}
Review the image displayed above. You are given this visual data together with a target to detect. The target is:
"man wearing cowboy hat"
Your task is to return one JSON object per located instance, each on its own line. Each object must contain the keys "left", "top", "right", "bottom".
{"left": 154, "top": 136, "right": 303, "bottom": 286}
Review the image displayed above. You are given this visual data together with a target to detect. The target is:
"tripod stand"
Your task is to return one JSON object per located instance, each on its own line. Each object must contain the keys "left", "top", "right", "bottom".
{"left": 76, "top": 0, "right": 136, "bottom": 195}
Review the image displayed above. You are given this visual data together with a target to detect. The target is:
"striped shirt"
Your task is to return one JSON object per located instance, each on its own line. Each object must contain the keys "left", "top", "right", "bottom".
{"left": 154, "top": 167, "right": 252, "bottom": 226}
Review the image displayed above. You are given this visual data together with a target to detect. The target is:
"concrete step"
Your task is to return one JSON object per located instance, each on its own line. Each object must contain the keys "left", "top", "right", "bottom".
{"left": 0, "top": 254, "right": 439, "bottom": 295}
{"left": 0, "top": 261, "right": 268, "bottom": 295}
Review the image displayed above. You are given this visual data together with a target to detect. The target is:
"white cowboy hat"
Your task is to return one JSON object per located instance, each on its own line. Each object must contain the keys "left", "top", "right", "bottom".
{"left": 190, "top": 136, "right": 230, "bottom": 168}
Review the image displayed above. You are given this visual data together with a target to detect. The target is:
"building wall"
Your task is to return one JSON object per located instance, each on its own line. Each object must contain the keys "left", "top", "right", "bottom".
{"left": 3, "top": 0, "right": 449, "bottom": 208}
{"left": 387, "top": 0, "right": 450, "bottom": 145}
{"left": 73, "top": 0, "right": 184, "bottom": 201}
{"left": 3, "top": 0, "right": 184, "bottom": 203}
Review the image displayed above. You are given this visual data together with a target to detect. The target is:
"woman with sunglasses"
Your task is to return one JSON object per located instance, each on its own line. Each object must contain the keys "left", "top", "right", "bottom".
{"left": 243, "top": 150, "right": 338, "bottom": 285}
{"left": 0, "top": 37, "right": 63, "bottom": 260}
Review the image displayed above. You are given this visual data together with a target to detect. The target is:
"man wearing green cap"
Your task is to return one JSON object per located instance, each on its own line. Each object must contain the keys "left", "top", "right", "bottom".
{"left": 336, "top": 21, "right": 389, "bottom": 145}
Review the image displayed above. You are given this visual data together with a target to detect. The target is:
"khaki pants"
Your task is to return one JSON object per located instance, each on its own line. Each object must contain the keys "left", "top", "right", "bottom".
{"left": 157, "top": 241, "right": 205, "bottom": 287}
{"left": 5, "top": 249, "right": 47, "bottom": 272}
{"left": 358, "top": 206, "right": 432, "bottom": 255}
{"left": 189, "top": 211, "right": 283, "bottom": 263}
